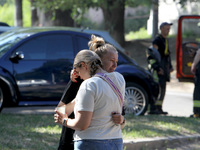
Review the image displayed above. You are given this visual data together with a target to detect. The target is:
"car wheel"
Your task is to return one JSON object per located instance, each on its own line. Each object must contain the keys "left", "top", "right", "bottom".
{"left": 0, "top": 85, "right": 4, "bottom": 112}
{"left": 124, "top": 82, "right": 148, "bottom": 116}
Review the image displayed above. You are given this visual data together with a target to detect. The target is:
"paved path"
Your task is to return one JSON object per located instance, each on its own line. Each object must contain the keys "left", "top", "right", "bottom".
{"left": 1, "top": 91, "right": 193, "bottom": 117}
{"left": 2, "top": 106, "right": 56, "bottom": 114}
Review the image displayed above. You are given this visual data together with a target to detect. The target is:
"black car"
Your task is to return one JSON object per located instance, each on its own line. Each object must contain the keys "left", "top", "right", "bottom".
{"left": 0, "top": 27, "right": 159, "bottom": 115}
{"left": 0, "top": 26, "right": 14, "bottom": 34}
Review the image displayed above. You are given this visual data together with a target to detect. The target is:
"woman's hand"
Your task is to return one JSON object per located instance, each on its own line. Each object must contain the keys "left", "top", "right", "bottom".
{"left": 54, "top": 110, "right": 68, "bottom": 125}
{"left": 70, "top": 69, "right": 79, "bottom": 82}
{"left": 112, "top": 112, "right": 124, "bottom": 125}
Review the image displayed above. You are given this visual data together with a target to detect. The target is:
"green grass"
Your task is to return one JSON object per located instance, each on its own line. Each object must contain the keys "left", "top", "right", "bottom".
{"left": 0, "top": 114, "right": 61, "bottom": 150}
{"left": 125, "top": 28, "right": 177, "bottom": 41}
{"left": 123, "top": 114, "right": 200, "bottom": 140}
{"left": 125, "top": 27, "right": 151, "bottom": 41}
{"left": 0, "top": 114, "right": 200, "bottom": 150}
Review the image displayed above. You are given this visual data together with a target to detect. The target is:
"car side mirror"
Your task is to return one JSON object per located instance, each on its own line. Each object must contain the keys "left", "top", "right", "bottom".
{"left": 10, "top": 51, "right": 24, "bottom": 62}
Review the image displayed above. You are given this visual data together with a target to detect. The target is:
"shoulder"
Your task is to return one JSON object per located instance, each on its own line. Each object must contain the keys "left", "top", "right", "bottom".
{"left": 153, "top": 34, "right": 162, "bottom": 42}
{"left": 114, "top": 72, "right": 124, "bottom": 80}
{"left": 82, "top": 77, "right": 99, "bottom": 85}
{"left": 107, "top": 71, "right": 124, "bottom": 78}
{"left": 106, "top": 72, "right": 125, "bottom": 84}
{"left": 80, "top": 78, "right": 99, "bottom": 90}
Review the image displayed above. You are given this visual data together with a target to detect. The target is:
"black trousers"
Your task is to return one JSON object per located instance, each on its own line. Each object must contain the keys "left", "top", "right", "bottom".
{"left": 58, "top": 126, "right": 75, "bottom": 150}
{"left": 155, "top": 74, "right": 166, "bottom": 110}
{"left": 193, "top": 64, "right": 200, "bottom": 114}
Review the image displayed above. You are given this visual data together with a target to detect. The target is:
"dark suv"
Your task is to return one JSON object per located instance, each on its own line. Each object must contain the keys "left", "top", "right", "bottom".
{"left": 0, "top": 27, "right": 159, "bottom": 115}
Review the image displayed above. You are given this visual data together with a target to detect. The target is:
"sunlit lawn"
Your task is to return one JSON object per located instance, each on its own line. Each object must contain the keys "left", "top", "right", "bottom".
{"left": 123, "top": 114, "right": 200, "bottom": 140}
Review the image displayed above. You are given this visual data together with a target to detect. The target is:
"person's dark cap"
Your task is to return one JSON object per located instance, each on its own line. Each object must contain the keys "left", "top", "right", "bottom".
{"left": 160, "top": 22, "right": 173, "bottom": 29}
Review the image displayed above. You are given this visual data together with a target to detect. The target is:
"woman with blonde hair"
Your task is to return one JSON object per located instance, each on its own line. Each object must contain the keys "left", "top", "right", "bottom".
{"left": 56, "top": 35, "right": 124, "bottom": 150}
{"left": 55, "top": 49, "right": 125, "bottom": 150}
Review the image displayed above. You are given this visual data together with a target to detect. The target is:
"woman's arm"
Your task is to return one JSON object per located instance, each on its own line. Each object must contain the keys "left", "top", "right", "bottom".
{"left": 57, "top": 101, "right": 65, "bottom": 107}
{"left": 65, "top": 99, "right": 75, "bottom": 116}
{"left": 66, "top": 111, "right": 93, "bottom": 130}
{"left": 55, "top": 99, "right": 75, "bottom": 116}
{"left": 55, "top": 110, "right": 93, "bottom": 131}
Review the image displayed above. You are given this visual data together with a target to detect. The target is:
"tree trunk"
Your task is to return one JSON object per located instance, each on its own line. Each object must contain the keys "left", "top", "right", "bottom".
{"left": 152, "top": 0, "right": 159, "bottom": 39}
{"left": 30, "top": 0, "right": 39, "bottom": 26}
{"left": 101, "top": 0, "right": 125, "bottom": 46}
{"left": 44, "top": 9, "right": 74, "bottom": 26}
{"left": 14, "top": 0, "right": 23, "bottom": 27}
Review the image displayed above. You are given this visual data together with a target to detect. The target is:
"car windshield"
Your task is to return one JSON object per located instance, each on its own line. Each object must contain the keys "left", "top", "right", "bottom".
{"left": 0, "top": 32, "right": 29, "bottom": 57}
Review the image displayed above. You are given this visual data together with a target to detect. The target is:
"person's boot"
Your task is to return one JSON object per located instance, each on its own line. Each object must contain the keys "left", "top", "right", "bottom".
{"left": 190, "top": 114, "right": 200, "bottom": 118}
{"left": 148, "top": 109, "right": 160, "bottom": 115}
{"left": 148, "top": 104, "right": 160, "bottom": 115}
{"left": 157, "top": 106, "right": 168, "bottom": 115}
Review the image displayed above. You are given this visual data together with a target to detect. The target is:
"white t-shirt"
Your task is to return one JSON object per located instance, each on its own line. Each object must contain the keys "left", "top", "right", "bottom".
{"left": 73, "top": 72, "right": 125, "bottom": 140}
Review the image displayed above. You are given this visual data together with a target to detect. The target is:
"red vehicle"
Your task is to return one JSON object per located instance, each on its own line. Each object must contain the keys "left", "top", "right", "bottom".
{"left": 176, "top": 15, "right": 200, "bottom": 82}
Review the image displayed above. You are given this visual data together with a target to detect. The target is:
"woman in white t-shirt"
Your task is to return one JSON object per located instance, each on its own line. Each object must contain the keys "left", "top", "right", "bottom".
{"left": 55, "top": 50, "right": 125, "bottom": 150}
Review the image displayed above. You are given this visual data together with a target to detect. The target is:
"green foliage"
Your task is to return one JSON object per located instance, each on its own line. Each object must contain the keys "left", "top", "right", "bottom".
{"left": 0, "top": 0, "right": 31, "bottom": 27}
{"left": 125, "top": 27, "right": 151, "bottom": 41}
{"left": 125, "top": 17, "right": 148, "bottom": 34}
{"left": 126, "top": 0, "right": 152, "bottom": 7}
{"left": 80, "top": 18, "right": 104, "bottom": 30}
{"left": 174, "top": 0, "right": 199, "bottom": 7}
{"left": 34, "top": 0, "right": 74, "bottom": 12}
{"left": 0, "top": 0, "right": 7, "bottom": 6}
{"left": 0, "top": 2, "right": 14, "bottom": 26}
{"left": 33, "top": 0, "right": 152, "bottom": 29}
{"left": 22, "top": 0, "right": 31, "bottom": 27}
{"left": 124, "top": 4, "right": 150, "bottom": 34}
{"left": 34, "top": 0, "right": 92, "bottom": 25}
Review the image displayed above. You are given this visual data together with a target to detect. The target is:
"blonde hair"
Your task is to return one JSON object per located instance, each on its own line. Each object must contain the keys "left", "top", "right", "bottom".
{"left": 74, "top": 50, "right": 102, "bottom": 76}
{"left": 88, "top": 35, "right": 118, "bottom": 59}
{"left": 88, "top": 35, "right": 105, "bottom": 51}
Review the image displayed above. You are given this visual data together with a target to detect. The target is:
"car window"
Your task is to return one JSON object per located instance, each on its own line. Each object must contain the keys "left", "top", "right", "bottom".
{"left": 76, "top": 36, "right": 90, "bottom": 52}
{"left": 15, "top": 34, "right": 74, "bottom": 60}
{"left": 0, "top": 32, "right": 29, "bottom": 57}
{"left": 118, "top": 50, "right": 134, "bottom": 65}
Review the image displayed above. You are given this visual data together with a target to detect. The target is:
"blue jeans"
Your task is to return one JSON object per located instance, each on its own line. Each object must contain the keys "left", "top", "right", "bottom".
{"left": 74, "top": 138, "right": 123, "bottom": 150}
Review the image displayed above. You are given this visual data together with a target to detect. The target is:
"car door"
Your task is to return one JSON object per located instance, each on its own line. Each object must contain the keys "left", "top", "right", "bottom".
{"left": 176, "top": 15, "right": 200, "bottom": 82}
{"left": 12, "top": 32, "right": 75, "bottom": 102}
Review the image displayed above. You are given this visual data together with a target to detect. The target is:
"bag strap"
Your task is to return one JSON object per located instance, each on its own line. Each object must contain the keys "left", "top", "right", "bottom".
{"left": 95, "top": 73, "right": 123, "bottom": 107}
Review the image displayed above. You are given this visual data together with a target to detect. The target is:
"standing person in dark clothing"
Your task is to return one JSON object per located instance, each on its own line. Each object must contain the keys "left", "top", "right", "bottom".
{"left": 191, "top": 49, "right": 200, "bottom": 118}
{"left": 56, "top": 76, "right": 83, "bottom": 150}
{"left": 150, "top": 22, "right": 174, "bottom": 115}
{"left": 56, "top": 35, "right": 124, "bottom": 150}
